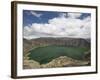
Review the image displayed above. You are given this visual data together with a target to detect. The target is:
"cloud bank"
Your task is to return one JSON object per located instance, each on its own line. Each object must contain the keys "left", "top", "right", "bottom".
{"left": 24, "top": 12, "right": 91, "bottom": 39}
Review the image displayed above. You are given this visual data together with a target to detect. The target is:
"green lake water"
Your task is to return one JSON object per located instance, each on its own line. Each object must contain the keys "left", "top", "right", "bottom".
{"left": 28, "top": 46, "right": 89, "bottom": 64}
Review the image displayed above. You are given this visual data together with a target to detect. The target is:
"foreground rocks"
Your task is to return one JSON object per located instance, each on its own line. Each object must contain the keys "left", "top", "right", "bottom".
{"left": 23, "top": 56, "right": 90, "bottom": 69}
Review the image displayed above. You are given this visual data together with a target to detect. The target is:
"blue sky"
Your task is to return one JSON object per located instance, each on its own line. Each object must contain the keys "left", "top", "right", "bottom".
{"left": 23, "top": 10, "right": 59, "bottom": 26}
{"left": 23, "top": 10, "right": 90, "bottom": 27}
{"left": 23, "top": 10, "right": 91, "bottom": 39}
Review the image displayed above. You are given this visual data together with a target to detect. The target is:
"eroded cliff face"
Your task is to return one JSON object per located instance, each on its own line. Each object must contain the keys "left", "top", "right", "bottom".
{"left": 31, "top": 37, "right": 90, "bottom": 47}
{"left": 23, "top": 56, "right": 90, "bottom": 69}
{"left": 23, "top": 37, "right": 90, "bottom": 54}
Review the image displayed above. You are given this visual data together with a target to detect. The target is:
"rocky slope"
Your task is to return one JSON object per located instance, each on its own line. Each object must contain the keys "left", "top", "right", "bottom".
{"left": 23, "top": 38, "right": 32, "bottom": 54}
{"left": 23, "top": 37, "right": 90, "bottom": 54}
{"left": 31, "top": 37, "right": 90, "bottom": 47}
{"left": 23, "top": 56, "right": 90, "bottom": 69}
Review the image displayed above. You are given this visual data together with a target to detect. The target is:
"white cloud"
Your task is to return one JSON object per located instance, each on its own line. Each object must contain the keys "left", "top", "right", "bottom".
{"left": 30, "top": 11, "right": 42, "bottom": 18}
{"left": 67, "top": 13, "right": 82, "bottom": 18}
{"left": 24, "top": 13, "right": 91, "bottom": 39}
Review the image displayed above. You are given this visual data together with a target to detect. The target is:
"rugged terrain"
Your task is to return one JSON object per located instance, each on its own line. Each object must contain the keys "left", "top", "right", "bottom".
{"left": 23, "top": 37, "right": 91, "bottom": 69}
{"left": 23, "top": 37, "right": 90, "bottom": 54}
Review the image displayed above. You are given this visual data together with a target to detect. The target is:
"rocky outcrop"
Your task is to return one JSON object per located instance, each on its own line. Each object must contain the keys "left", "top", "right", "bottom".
{"left": 23, "top": 56, "right": 90, "bottom": 69}
{"left": 23, "top": 59, "right": 40, "bottom": 69}
{"left": 41, "top": 56, "right": 89, "bottom": 68}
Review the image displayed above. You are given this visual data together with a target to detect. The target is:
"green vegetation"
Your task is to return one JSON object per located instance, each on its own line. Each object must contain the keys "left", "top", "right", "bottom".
{"left": 28, "top": 46, "right": 89, "bottom": 64}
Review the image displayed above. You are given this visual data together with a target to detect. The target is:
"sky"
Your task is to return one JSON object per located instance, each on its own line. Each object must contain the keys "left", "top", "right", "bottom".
{"left": 23, "top": 10, "right": 91, "bottom": 39}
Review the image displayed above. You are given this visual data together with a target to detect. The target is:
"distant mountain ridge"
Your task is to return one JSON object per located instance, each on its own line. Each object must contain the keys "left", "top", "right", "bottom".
{"left": 23, "top": 37, "right": 90, "bottom": 54}
{"left": 31, "top": 37, "right": 90, "bottom": 47}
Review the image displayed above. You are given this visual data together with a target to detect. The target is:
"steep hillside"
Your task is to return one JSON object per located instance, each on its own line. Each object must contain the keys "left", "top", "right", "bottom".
{"left": 23, "top": 37, "right": 90, "bottom": 54}
{"left": 31, "top": 37, "right": 90, "bottom": 47}
{"left": 23, "top": 38, "right": 32, "bottom": 54}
